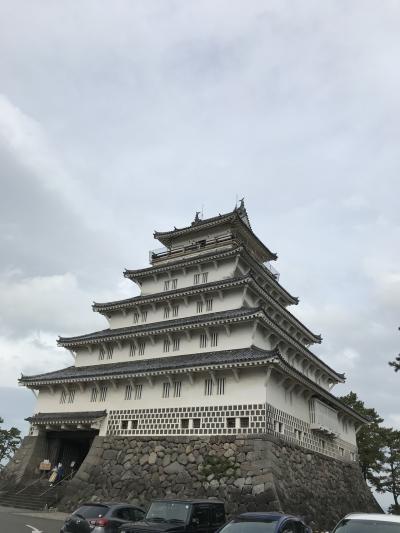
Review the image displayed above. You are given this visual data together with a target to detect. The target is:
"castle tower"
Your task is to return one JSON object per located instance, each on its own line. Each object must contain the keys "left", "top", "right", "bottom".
{"left": 7, "top": 204, "right": 378, "bottom": 526}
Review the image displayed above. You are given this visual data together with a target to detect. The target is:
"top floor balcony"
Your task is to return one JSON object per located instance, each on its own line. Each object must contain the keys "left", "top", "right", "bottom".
{"left": 149, "top": 233, "right": 236, "bottom": 264}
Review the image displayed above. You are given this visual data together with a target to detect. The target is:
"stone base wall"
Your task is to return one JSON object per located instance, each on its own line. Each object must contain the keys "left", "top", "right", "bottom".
{"left": 0, "top": 434, "right": 47, "bottom": 489}
{"left": 60, "top": 434, "right": 380, "bottom": 530}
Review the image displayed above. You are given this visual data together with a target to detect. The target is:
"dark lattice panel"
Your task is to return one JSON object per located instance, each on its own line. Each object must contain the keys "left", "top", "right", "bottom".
{"left": 107, "top": 403, "right": 266, "bottom": 436}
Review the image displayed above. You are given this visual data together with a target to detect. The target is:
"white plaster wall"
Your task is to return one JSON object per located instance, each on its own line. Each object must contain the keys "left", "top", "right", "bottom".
{"left": 140, "top": 258, "right": 237, "bottom": 296}
{"left": 108, "top": 288, "right": 245, "bottom": 330}
{"left": 35, "top": 368, "right": 268, "bottom": 436}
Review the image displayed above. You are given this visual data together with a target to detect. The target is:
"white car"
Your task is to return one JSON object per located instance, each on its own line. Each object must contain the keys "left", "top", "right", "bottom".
{"left": 331, "top": 513, "right": 400, "bottom": 532}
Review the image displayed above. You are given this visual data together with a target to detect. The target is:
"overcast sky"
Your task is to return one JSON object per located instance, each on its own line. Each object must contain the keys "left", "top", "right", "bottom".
{"left": 0, "top": 0, "right": 399, "bottom": 506}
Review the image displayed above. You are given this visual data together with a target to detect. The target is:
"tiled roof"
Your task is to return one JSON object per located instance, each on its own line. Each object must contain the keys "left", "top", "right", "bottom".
{"left": 153, "top": 208, "right": 277, "bottom": 261}
{"left": 93, "top": 276, "right": 249, "bottom": 312}
{"left": 58, "top": 307, "right": 260, "bottom": 346}
{"left": 124, "top": 246, "right": 241, "bottom": 278}
{"left": 124, "top": 244, "right": 297, "bottom": 305}
{"left": 26, "top": 411, "right": 106, "bottom": 423}
{"left": 154, "top": 210, "right": 238, "bottom": 239}
{"left": 93, "top": 274, "right": 319, "bottom": 344}
{"left": 20, "top": 346, "right": 277, "bottom": 384}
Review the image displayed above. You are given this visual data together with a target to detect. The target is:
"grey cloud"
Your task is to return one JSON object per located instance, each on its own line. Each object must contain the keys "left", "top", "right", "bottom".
{"left": 0, "top": 0, "right": 398, "bottom": 463}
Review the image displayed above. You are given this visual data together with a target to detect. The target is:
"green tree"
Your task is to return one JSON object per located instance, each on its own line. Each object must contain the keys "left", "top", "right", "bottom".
{"left": 0, "top": 417, "right": 21, "bottom": 469}
{"left": 339, "top": 392, "right": 386, "bottom": 483}
{"left": 375, "top": 428, "right": 400, "bottom": 512}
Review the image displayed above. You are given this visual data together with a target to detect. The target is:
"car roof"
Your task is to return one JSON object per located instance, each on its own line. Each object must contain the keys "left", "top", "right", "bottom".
{"left": 79, "top": 502, "right": 141, "bottom": 509}
{"left": 152, "top": 499, "right": 224, "bottom": 505}
{"left": 235, "top": 512, "right": 299, "bottom": 522}
{"left": 345, "top": 513, "right": 400, "bottom": 523}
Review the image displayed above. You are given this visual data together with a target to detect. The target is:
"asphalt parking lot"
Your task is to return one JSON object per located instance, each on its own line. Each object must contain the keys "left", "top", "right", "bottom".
{"left": 0, "top": 505, "right": 66, "bottom": 533}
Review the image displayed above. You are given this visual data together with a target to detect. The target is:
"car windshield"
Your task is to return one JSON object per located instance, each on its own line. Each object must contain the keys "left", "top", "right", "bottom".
{"left": 146, "top": 502, "right": 191, "bottom": 523}
{"left": 73, "top": 505, "right": 108, "bottom": 518}
{"left": 220, "top": 520, "right": 279, "bottom": 533}
{"left": 333, "top": 519, "right": 400, "bottom": 532}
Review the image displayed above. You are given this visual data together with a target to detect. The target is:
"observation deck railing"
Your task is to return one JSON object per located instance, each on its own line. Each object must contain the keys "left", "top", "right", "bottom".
{"left": 309, "top": 398, "right": 339, "bottom": 437}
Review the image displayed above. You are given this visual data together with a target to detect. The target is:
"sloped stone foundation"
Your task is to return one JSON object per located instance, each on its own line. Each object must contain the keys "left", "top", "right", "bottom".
{"left": 59, "top": 434, "right": 380, "bottom": 530}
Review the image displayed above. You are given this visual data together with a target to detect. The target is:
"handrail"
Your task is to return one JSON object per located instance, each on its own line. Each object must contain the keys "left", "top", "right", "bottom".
{"left": 39, "top": 471, "right": 75, "bottom": 497}
{"left": 15, "top": 477, "right": 43, "bottom": 496}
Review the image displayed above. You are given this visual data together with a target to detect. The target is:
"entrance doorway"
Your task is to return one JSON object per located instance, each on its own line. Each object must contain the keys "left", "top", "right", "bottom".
{"left": 45, "top": 429, "right": 98, "bottom": 477}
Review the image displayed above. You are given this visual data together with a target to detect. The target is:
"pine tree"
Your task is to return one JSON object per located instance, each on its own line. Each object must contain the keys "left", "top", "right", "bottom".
{"left": 375, "top": 428, "right": 400, "bottom": 513}
{"left": 339, "top": 392, "right": 386, "bottom": 483}
{"left": 0, "top": 417, "right": 21, "bottom": 469}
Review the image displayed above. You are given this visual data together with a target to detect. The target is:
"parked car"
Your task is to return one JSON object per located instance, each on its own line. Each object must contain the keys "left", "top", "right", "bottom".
{"left": 60, "top": 502, "right": 146, "bottom": 533}
{"left": 331, "top": 513, "right": 400, "bottom": 532}
{"left": 119, "top": 498, "right": 226, "bottom": 533}
{"left": 218, "top": 512, "right": 312, "bottom": 533}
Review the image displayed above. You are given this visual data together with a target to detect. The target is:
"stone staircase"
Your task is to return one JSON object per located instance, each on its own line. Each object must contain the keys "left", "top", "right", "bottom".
{"left": 0, "top": 480, "right": 66, "bottom": 511}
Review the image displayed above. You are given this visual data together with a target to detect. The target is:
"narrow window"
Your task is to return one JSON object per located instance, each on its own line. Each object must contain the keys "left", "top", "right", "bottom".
{"left": 134, "top": 384, "right": 143, "bottom": 400}
{"left": 90, "top": 387, "right": 98, "bottom": 402}
{"left": 68, "top": 388, "right": 76, "bottom": 404}
{"left": 202, "top": 272, "right": 208, "bottom": 283}
{"left": 193, "top": 273, "right": 200, "bottom": 285}
{"left": 99, "top": 346, "right": 105, "bottom": 360}
{"left": 133, "top": 311, "right": 139, "bottom": 324}
{"left": 204, "top": 378, "right": 213, "bottom": 396}
{"left": 274, "top": 420, "right": 284, "bottom": 434}
{"left": 99, "top": 385, "right": 108, "bottom": 402}
{"left": 173, "top": 381, "right": 182, "bottom": 398}
{"left": 200, "top": 333, "right": 207, "bottom": 348}
{"left": 181, "top": 418, "right": 189, "bottom": 429}
{"left": 138, "top": 341, "right": 146, "bottom": 355}
{"left": 240, "top": 417, "right": 249, "bottom": 428}
{"left": 339, "top": 447, "right": 345, "bottom": 457}
{"left": 172, "top": 305, "right": 179, "bottom": 317}
{"left": 141, "top": 310, "right": 147, "bottom": 323}
{"left": 121, "top": 420, "right": 129, "bottom": 430}
{"left": 163, "top": 339, "right": 170, "bottom": 353}
{"left": 162, "top": 382, "right": 170, "bottom": 398}
{"left": 211, "top": 332, "right": 218, "bottom": 347}
{"left": 196, "top": 301, "right": 203, "bottom": 313}
{"left": 60, "top": 390, "right": 67, "bottom": 404}
{"left": 164, "top": 280, "right": 170, "bottom": 291}
{"left": 125, "top": 384, "right": 132, "bottom": 400}
{"left": 227, "top": 417, "right": 236, "bottom": 428}
{"left": 173, "top": 338, "right": 180, "bottom": 351}
{"left": 193, "top": 418, "right": 201, "bottom": 429}
{"left": 171, "top": 278, "right": 178, "bottom": 289}
{"left": 216, "top": 377, "right": 225, "bottom": 395}
{"left": 129, "top": 342, "right": 136, "bottom": 357}
{"left": 106, "top": 344, "right": 114, "bottom": 359}
{"left": 295, "top": 429, "right": 303, "bottom": 441}
{"left": 164, "top": 307, "right": 170, "bottom": 319}
{"left": 350, "top": 451, "right": 356, "bottom": 461}
{"left": 206, "top": 298, "right": 213, "bottom": 312}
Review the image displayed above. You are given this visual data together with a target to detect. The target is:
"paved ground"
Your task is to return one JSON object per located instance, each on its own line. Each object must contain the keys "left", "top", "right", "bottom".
{"left": 0, "top": 505, "right": 66, "bottom": 533}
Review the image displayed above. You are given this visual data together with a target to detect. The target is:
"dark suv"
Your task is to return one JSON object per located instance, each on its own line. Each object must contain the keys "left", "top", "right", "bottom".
{"left": 119, "top": 499, "right": 226, "bottom": 533}
{"left": 61, "top": 502, "right": 146, "bottom": 533}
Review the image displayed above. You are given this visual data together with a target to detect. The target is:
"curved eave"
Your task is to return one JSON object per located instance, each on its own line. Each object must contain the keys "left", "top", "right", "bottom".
{"left": 124, "top": 245, "right": 298, "bottom": 307}
{"left": 92, "top": 276, "right": 250, "bottom": 313}
{"left": 154, "top": 212, "right": 277, "bottom": 263}
{"left": 93, "top": 274, "right": 320, "bottom": 346}
{"left": 273, "top": 356, "right": 366, "bottom": 424}
{"left": 124, "top": 246, "right": 241, "bottom": 280}
{"left": 20, "top": 359, "right": 275, "bottom": 388}
{"left": 58, "top": 308, "right": 263, "bottom": 348}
